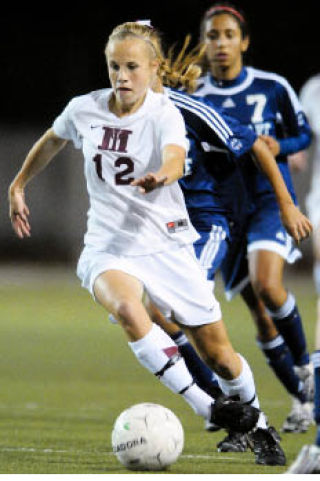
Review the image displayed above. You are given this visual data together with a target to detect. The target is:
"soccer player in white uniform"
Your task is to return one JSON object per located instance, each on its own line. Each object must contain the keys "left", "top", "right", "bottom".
{"left": 287, "top": 74, "right": 320, "bottom": 473}
{"left": 8, "top": 21, "right": 310, "bottom": 455}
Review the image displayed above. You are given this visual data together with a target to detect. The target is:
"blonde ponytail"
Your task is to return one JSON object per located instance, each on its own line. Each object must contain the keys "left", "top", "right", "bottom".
{"left": 160, "top": 35, "right": 206, "bottom": 93}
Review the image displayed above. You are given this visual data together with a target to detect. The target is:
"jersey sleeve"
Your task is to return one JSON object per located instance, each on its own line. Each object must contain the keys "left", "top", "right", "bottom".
{"left": 52, "top": 98, "right": 83, "bottom": 149}
{"left": 216, "top": 108, "right": 258, "bottom": 156}
{"left": 275, "top": 78, "right": 312, "bottom": 155}
{"left": 157, "top": 101, "right": 190, "bottom": 152}
{"left": 168, "top": 89, "right": 257, "bottom": 157}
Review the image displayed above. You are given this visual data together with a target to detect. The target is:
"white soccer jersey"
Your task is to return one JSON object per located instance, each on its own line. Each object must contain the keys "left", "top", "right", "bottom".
{"left": 300, "top": 75, "right": 320, "bottom": 193}
{"left": 53, "top": 88, "right": 199, "bottom": 255}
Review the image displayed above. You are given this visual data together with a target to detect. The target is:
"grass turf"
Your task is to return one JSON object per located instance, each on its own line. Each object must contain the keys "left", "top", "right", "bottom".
{"left": 0, "top": 266, "right": 317, "bottom": 474}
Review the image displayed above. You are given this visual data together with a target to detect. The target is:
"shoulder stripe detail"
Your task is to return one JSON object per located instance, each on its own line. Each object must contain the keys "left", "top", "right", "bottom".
{"left": 195, "top": 69, "right": 254, "bottom": 96}
{"left": 248, "top": 68, "right": 302, "bottom": 112}
{"left": 169, "top": 90, "right": 233, "bottom": 144}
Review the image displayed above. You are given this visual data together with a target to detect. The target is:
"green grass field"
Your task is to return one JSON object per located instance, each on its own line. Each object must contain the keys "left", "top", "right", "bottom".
{"left": 0, "top": 264, "right": 317, "bottom": 474}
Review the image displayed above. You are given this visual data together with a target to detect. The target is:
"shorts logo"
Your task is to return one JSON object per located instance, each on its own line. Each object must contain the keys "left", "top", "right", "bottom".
{"left": 166, "top": 219, "right": 188, "bottom": 233}
{"left": 230, "top": 138, "right": 243, "bottom": 151}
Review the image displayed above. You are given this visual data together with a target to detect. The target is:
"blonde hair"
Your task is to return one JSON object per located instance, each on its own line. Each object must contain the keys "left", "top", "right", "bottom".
{"left": 105, "top": 22, "right": 206, "bottom": 94}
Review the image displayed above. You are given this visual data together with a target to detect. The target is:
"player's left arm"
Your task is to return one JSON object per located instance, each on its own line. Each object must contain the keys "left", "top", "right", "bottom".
{"left": 260, "top": 81, "right": 312, "bottom": 157}
{"left": 131, "top": 144, "right": 185, "bottom": 193}
{"left": 251, "top": 137, "right": 312, "bottom": 242}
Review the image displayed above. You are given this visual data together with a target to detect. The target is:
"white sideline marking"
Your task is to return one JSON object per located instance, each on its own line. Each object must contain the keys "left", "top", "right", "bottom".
{"left": 0, "top": 446, "right": 243, "bottom": 461}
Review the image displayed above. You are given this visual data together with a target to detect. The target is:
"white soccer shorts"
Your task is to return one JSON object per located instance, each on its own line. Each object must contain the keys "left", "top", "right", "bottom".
{"left": 77, "top": 244, "right": 222, "bottom": 326}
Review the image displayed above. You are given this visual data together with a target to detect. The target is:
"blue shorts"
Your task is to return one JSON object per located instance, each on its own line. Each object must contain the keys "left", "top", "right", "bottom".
{"left": 221, "top": 193, "right": 302, "bottom": 299}
{"left": 247, "top": 194, "right": 301, "bottom": 262}
{"left": 193, "top": 216, "right": 230, "bottom": 282}
{"left": 220, "top": 232, "right": 249, "bottom": 300}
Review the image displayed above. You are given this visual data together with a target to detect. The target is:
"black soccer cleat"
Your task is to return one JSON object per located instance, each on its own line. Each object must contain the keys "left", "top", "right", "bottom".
{"left": 210, "top": 396, "right": 260, "bottom": 433}
{"left": 217, "top": 431, "right": 249, "bottom": 452}
{"left": 249, "top": 427, "right": 286, "bottom": 466}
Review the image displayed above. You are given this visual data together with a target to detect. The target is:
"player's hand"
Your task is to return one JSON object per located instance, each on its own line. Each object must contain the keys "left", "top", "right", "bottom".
{"left": 280, "top": 203, "right": 312, "bottom": 243}
{"left": 9, "top": 187, "right": 31, "bottom": 238}
{"left": 131, "top": 173, "right": 168, "bottom": 194}
{"left": 259, "top": 135, "right": 280, "bottom": 156}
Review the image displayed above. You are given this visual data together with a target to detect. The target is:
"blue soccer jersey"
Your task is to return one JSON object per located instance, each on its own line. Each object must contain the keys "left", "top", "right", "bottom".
{"left": 193, "top": 67, "right": 312, "bottom": 296}
{"left": 167, "top": 88, "right": 257, "bottom": 285}
{"left": 168, "top": 88, "right": 257, "bottom": 229}
{"left": 195, "top": 66, "right": 312, "bottom": 199}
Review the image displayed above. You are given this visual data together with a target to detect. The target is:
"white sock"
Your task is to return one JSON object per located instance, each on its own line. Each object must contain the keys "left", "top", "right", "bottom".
{"left": 181, "top": 383, "right": 213, "bottom": 419}
{"left": 266, "top": 292, "right": 295, "bottom": 319}
{"left": 216, "top": 354, "right": 268, "bottom": 429}
{"left": 128, "top": 323, "right": 213, "bottom": 419}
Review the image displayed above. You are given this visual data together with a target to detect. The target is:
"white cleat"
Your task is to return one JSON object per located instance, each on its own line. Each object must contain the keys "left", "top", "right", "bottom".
{"left": 281, "top": 397, "right": 314, "bottom": 433}
{"left": 286, "top": 445, "right": 320, "bottom": 473}
{"left": 295, "top": 362, "right": 314, "bottom": 402}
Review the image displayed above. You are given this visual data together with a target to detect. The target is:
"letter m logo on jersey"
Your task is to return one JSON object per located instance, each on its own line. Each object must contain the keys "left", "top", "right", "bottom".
{"left": 99, "top": 127, "right": 132, "bottom": 153}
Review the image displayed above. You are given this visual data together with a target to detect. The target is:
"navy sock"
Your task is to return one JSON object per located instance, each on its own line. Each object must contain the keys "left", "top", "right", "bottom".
{"left": 268, "top": 293, "right": 309, "bottom": 367}
{"left": 312, "top": 351, "right": 320, "bottom": 446}
{"left": 171, "top": 331, "right": 222, "bottom": 399}
{"left": 258, "top": 335, "right": 306, "bottom": 403}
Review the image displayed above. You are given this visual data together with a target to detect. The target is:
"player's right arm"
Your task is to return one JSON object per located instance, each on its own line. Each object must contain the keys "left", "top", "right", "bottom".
{"left": 9, "top": 128, "right": 68, "bottom": 238}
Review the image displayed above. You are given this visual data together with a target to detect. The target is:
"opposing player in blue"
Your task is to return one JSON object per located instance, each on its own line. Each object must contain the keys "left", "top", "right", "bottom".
{"left": 146, "top": 40, "right": 311, "bottom": 463}
{"left": 194, "top": 1, "right": 314, "bottom": 444}
{"left": 147, "top": 90, "right": 303, "bottom": 466}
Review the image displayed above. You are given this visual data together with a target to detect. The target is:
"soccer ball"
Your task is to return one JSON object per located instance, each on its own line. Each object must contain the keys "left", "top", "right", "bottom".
{"left": 111, "top": 402, "right": 184, "bottom": 471}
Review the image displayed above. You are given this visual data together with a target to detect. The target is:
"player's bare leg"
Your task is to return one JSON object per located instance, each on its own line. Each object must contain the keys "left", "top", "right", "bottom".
{"left": 241, "top": 283, "right": 308, "bottom": 404}
{"left": 248, "top": 250, "right": 313, "bottom": 433}
{"left": 187, "top": 321, "right": 241, "bottom": 379}
{"left": 241, "top": 283, "right": 278, "bottom": 341}
{"left": 94, "top": 269, "right": 150, "bottom": 340}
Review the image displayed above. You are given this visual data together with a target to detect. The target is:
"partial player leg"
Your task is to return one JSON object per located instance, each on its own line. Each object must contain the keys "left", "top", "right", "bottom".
{"left": 248, "top": 250, "right": 310, "bottom": 367}
{"left": 188, "top": 320, "right": 285, "bottom": 465}
{"left": 248, "top": 249, "right": 313, "bottom": 433}
{"left": 240, "top": 282, "right": 312, "bottom": 433}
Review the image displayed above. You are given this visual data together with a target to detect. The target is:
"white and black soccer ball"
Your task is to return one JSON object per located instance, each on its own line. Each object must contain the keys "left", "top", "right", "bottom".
{"left": 111, "top": 402, "right": 184, "bottom": 471}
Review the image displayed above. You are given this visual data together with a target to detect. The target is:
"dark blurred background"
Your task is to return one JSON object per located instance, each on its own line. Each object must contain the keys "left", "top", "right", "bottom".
{"left": 1, "top": 0, "right": 318, "bottom": 266}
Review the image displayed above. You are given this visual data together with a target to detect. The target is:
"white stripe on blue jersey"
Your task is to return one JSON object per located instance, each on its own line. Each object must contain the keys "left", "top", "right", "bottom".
{"left": 168, "top": 88, "right": 233, "bottom": 145}
{"left": 196, "top": 68, "right": 255, "bottom": 96}
{"left": 196, "top": 67, "right": 303, "bottom": 113}
{"left": 248, "top": 68, "right": 303, "bottom": 113}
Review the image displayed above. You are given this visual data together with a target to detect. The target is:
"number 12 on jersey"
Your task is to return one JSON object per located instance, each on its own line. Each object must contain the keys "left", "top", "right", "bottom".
{"left": 92, "top": 154, "right": 135, "bottom": 185}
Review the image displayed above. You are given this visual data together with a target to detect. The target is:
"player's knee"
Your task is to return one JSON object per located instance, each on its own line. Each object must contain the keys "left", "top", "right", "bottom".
{"left": 117, "top": 299, "right": 138, "bottom": 323}
{"left": 251, "top": 276, "right": 280, "bottom": 305}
